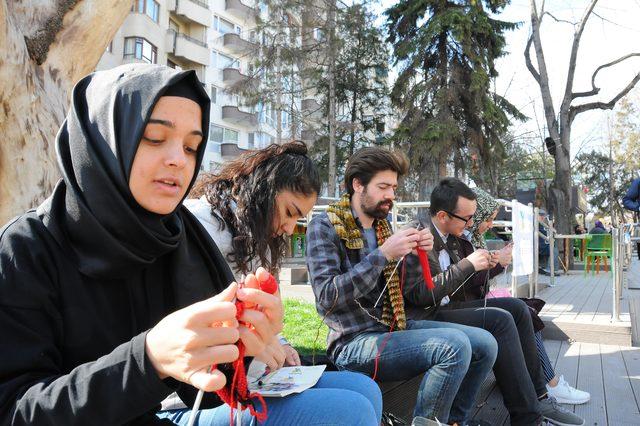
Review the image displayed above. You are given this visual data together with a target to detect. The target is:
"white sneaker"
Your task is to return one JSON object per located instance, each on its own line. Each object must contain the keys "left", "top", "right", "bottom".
{"left": 546, "top": 375, "right": 590, "bottom": 405}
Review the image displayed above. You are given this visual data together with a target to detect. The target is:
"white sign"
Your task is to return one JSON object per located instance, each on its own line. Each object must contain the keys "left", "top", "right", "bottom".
{"left": 512, "top": 201, "right": 534, "bottom": 276}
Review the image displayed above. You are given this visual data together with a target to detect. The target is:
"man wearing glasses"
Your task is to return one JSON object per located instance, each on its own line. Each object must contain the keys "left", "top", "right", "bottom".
{"left": 411, "top": 177, "right": 584, "bottom": 426}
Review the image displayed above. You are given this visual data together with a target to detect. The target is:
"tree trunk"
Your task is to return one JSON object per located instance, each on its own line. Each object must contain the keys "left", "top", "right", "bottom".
{"left": 0, "top": 0, "right": 132, "bottom": 224}
{"left": 326, "top": 0, "right": 337, "bottom": 196}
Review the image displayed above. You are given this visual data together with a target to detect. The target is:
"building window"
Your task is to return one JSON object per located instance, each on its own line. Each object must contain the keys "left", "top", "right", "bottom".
{"left": 248, "top": 133, "right": 254, "bottom": 149}
{"left": 213, "top": 16, "right": 238, "bottom": 35}
{"left": 224, "top": 128, "right": 239, "bottom": 143}
{"left": 169, "top": 19, "right": 179, "bottom": 33}
{"left": 124, "top": 37, "right": 157, "bottom": 64}
{"left": 210, "top": 86, "right": 217, "bottom": 104}
{"left": 211, "top": 50, "right": 239, "bottom": 70}
{"left": 133, "top": 0, "right": 160, "bottom": 23}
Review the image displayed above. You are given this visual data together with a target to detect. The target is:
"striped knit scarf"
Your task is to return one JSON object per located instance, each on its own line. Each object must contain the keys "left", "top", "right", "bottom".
{"left": 327, "top": 194, "right": 406, "bottom": 330}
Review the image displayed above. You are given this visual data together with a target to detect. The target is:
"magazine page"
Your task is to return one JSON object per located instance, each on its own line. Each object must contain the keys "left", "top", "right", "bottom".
{"left": 247, "top": 361, "right": 327, "bottom": 397}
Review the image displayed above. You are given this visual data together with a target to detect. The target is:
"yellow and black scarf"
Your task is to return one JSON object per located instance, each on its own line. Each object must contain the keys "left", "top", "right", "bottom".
{"left": 327, "top": 194, "right": 406, "bottom": 330}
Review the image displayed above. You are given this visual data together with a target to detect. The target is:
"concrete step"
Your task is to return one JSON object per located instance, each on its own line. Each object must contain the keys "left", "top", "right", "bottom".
{"left": 540, "top": 317, "right": 632, "bottom": 346}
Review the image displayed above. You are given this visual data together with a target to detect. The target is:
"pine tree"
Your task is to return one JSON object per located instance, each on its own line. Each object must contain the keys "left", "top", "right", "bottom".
{"left": 386, "top": 0, "right": 522, "bottom": 199}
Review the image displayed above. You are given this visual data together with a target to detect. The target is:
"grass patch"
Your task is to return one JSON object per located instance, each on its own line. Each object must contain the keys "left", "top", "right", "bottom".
{"left": 282, "top": 298, "right": 328, "bottom": 356}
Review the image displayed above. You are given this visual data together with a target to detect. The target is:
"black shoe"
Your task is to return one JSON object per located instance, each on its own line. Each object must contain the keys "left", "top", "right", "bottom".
{"left": 538, "top": 268, "right": 551, "bottom": 276}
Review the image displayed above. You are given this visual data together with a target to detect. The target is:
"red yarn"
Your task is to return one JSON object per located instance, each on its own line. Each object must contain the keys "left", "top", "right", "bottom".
{"left": 259, "top": 275, "right": 278, "bottom": 295}
{"left": 417, "top": 248, "right": 434, "bottom": 290}
{"left": 209, "top": 272, "right": 279, "bottom": 425}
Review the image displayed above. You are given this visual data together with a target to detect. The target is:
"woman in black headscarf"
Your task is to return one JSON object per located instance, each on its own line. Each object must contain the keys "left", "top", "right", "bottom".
{"left": 0, "top": 64, "right": 283, "bottom": 425}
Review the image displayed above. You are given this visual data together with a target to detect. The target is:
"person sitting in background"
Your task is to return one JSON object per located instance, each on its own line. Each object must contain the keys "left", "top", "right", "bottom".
{"left": 589, "top": 219, "right": 608, "bottom": 234}
{"left": 622, "top": 177, "right": 640, "bottom": 260}
{"left": 423, "top": 179, "right": 584, "bottom": 426}
{"left": 574, "top": 224, "right": 586, "bottom": 235}
{"left": 306, "top": 148, "right": 496, "bottom": 426}
{"left": 466, "top": 188, "right": 590, "bottom": 406}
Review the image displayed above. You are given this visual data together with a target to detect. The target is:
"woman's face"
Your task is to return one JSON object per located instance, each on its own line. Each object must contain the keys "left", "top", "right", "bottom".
{"left": 129, "top": 96, "right": 203, "bottom": 214}
{"left": 477, "top": 209, "right": 499, "bottom": 234}
{"left": 272, "top": 190, "right": 317, "bottom": 237}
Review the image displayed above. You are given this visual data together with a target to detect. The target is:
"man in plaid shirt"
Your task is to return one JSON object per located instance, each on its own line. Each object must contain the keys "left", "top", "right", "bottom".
{"left": 306, "top": 147, "right": 498, "bottom": 426}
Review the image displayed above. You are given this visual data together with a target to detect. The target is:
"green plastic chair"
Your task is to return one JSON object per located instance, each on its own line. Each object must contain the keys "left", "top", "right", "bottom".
{"left": 583, "top": 234, "right": 612, "bottom": 276}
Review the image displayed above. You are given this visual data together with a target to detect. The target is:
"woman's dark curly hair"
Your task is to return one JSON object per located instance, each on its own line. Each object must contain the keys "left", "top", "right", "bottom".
{"left": 191, "top": 141, "right": 320, "bottom": 275}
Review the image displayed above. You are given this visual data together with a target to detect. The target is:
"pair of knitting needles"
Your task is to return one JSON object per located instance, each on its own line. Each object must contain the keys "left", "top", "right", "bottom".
{"left": 187, "top": 276, "right": 246, "bottom": 426}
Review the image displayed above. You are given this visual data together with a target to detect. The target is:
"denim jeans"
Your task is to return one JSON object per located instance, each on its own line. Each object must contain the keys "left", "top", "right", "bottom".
{"left": 334, "top": 320, "right": 496, "bottom": 423}
{"left": 437, "top": 297, "right": 546, "bottom": 426}
{"left": 156, "top": 371, "right": 381, "bottom": 425}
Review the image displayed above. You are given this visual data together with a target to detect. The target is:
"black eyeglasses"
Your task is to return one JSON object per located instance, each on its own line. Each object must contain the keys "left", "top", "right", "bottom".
{"left": 445, "top": 210, "right": 474, "bottom": 224}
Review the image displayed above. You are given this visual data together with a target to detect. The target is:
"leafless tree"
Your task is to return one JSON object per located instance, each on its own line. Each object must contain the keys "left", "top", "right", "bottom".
{"left": 525, "top": 0, "right": 640, "bottom": 239}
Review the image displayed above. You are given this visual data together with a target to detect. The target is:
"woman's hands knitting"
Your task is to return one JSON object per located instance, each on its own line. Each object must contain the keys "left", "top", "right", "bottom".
{"left": 144, "top": 267, "right": 284, "bottom": 392}
{"left": 236, "top": 268, "right": 284, "bottom": 357}
{"left": 145, "top": 283, "right": 241, "bottom": 392}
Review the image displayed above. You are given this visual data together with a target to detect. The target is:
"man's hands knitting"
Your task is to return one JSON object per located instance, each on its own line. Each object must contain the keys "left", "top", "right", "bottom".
{"left": 467, "top": 249, "right": 492, "bottom": 271}
{"left": 379, "top": 228, "right": 421, "bottom": 261}
{"left": 144, "top": 267, "right": 284, "bottom": 393}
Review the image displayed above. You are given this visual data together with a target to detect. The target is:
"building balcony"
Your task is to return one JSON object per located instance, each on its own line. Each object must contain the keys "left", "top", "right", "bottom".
{"left": 220, "top": 142, "right": 248, "bottom": 159}
{"left": 222, "top": 67, "right": 258, "bottom": 90}
{"left": 222, "top": 105, "right": 258, "bottom": 127}
{"left": 301, "top": 129, "right": 318, "bottom": 142}
{"left": 223, "top": 33, "right": 258, "bottom": 55}
{"left": 167, "top": 0, "right": 210, "bottom": 27}
{"left": 302, "top": 98, "right": 322, "bottom": 118}
{"left": 166, "top": 30, "right": 209, "bottom": 66}
{"left": 225, "top": 0, "right": 256, "bottom": 22}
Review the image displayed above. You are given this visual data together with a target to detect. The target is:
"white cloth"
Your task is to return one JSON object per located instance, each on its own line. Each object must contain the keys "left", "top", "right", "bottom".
{"left": 432, "top": 222, "right": 450, "bottom": 306}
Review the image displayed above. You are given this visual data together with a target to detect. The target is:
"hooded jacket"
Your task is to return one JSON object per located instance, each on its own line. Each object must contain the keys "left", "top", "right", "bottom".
{"left": 0, "top": 64, "right": 236, "bottom": 425}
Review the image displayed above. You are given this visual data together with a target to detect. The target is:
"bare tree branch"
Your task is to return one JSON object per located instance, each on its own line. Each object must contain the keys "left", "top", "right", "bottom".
{"left": 543, "top": 11, "right": 576, "bottom": 26}
{"left": 524, "top": 34, "right": 541, "bottom": 84}
{"left": 560, "top": 0, "right": 598, "bottom": 113}
{"left": 572, "top": 52, "right": 640, "bottom": 100}
{"left": 569, "top": 72, "right": 640, "bottom": 122}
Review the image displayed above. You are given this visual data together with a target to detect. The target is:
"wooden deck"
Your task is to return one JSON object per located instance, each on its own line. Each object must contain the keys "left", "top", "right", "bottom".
{"left": 472, "top": 340, "right": 640, "bottom": 426}
{"left": 530, "top": 260, "right": 639, "bottom": 346}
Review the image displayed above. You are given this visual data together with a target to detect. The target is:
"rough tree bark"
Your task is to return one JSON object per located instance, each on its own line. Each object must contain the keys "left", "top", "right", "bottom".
{"left": 0, "top": 0, "right": 132, "bottom": 224}
{"left": 525, "top": 0, "right": 640, "bottom": 242}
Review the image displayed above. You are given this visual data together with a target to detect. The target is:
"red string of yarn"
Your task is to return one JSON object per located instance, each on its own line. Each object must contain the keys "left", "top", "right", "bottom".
{"left": 210, "top": 274, "right": 279, "bottom": 425}
{"left": 417, "top": 248, "right": 434, "bottom": 290}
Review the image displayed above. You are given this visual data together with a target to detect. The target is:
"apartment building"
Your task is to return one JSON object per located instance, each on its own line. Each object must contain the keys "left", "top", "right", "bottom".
{"left": 98, "top": 0, "right": 311, "bottom": 172}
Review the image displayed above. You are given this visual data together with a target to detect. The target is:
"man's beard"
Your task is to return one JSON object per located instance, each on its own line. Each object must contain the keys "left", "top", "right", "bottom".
{"left": 361, "top": 192, "right": 393, "bottom": 219}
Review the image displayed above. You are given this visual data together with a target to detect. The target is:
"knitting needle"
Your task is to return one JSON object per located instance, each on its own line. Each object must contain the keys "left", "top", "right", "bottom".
{"left": 373, "top": 256, "right": 405, "bottom": 308}
{"left": 188, "top": 275, "right": 245, "bottom": 426}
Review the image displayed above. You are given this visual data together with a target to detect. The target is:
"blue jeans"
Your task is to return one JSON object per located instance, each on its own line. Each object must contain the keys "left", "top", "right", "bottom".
{"left": 334, "top": 320, "right": 497, "bottom": 423}
{"left": 156, "top": 371, "right": 381, "bottom": 425}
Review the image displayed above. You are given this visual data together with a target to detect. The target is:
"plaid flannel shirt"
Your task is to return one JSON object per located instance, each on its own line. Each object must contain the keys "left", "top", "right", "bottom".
{"left": 306, "top": 211, "right": 435, "bottom": 360}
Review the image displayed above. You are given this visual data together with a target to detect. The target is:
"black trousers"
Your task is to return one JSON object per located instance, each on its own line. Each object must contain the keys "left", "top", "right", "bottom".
{"left": 435, "top": 298, "right": 545, "bottom": 426}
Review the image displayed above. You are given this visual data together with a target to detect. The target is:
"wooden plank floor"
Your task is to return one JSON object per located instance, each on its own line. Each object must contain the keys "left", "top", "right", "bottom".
{"left": 530, "top": 265, "right": 635, "bottom": 345}
{"left": 472, "top": 340, "right": 640, "bottom": 425}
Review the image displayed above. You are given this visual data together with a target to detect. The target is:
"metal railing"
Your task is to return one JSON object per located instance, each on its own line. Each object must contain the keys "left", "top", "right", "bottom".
{"left": 306, "top": 197, "right": 628, "bottom": 321}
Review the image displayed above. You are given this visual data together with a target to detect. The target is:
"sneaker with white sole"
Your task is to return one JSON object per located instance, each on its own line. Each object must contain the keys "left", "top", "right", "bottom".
{"left": 546, "top": 375, "right": 591, "bottom": 405}
{"left": 539, "top": 396, "right": 585, "bottom": 426}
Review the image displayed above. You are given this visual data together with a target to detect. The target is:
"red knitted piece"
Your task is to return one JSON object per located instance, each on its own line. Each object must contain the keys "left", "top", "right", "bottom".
{"left": 210, "top": 273, "right": 279, "bottom": 424}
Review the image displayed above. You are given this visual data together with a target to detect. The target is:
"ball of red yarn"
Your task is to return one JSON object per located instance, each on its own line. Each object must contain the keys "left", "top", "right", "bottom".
{"left": 259, "top": 274, "right": 278, "bottom": 295}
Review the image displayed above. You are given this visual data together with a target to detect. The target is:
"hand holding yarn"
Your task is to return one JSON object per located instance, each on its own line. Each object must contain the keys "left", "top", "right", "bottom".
{"left": 144, "top": 283, "right": 241, "bottom": 392}
{"left": 236, "top": 267, "right": 283, "bottom": 357}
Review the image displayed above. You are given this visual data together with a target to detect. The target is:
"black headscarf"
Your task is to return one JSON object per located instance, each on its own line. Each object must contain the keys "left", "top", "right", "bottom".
{"left": 36, "top": 63, "right": 234, "bottom": 294}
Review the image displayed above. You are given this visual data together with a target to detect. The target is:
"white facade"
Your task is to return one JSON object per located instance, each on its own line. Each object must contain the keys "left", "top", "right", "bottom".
{"left": 98, "top": 0, "right": 304, "bottom": 173}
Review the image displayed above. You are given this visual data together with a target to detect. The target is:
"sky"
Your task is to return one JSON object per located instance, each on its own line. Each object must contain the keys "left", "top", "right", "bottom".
{"left": 373, "top": 0, "right": 640, "bottom": 161}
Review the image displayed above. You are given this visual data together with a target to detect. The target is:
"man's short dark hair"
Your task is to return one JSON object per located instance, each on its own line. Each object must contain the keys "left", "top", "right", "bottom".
{"left": 344, "top": 147, "right": 409, "bottom": 196}
{"left": 429, "top": 177, "right": 477, "bottom": 216}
